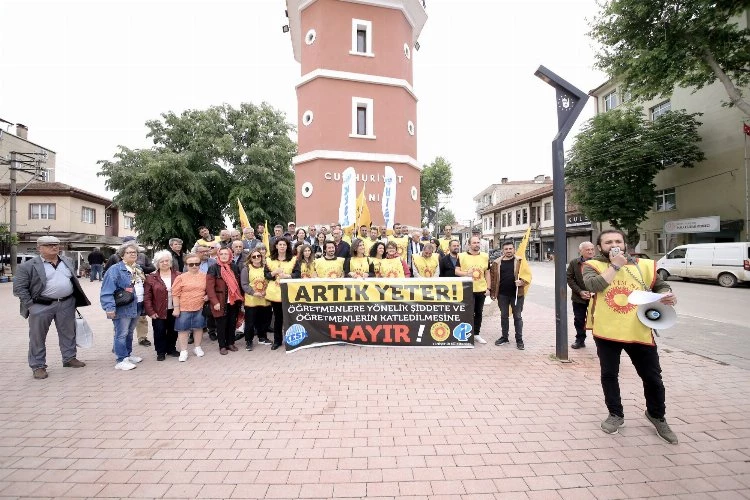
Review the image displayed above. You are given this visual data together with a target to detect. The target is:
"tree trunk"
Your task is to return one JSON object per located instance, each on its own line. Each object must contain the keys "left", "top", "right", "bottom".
{"left": 626, "top": 227, "right": 640, "bottom": 249}
{"left": 703, "top": 48, "right": 750, "bottom": 117}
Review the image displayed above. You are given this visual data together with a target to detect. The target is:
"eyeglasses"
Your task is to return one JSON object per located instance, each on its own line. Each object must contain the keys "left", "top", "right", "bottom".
{"left": 40, "top": 243, "right": 59, "bottom": 247}
{"left": 124, "top": 251, "right": 137, "bottom": 255}
{"left": 186, "top": 262, "right": 201, "bottom": 267}
{"left": 250, "top": 255, "right": 262, "bottom": 260}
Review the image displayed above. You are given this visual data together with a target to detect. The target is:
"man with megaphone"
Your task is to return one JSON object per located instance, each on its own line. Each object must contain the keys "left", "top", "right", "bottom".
{"left": 582, "top": 229, "right": 679, "bottom": 444}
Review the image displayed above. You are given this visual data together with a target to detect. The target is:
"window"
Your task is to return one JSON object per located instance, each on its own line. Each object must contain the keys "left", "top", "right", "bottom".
{"left": 351, "top": 19, "right": 373, "bottom": 56}
{"left": 81, "top": 207, "right": 96, "bottom": 224}
{"left": 656, "top": 232, "right": 667, "bottom": 255}
{"left": 530, "top": 206, "right": 538, "bottom": 224}
{"left": 515, "top": 210, "right": 521, "bottom": 225}
{"left": 501, "top": 213, "right": 506, "bottom": 228}
{"left": 666, "top": 247, "right": 686, "bottom": 259}
{"left": 104, "top": 211, "right": 112, "bottom": 227}
{"left": 655, "top": 188, "right": 676, "bottom": 211}
{"left": 29, "top": 203, "right": 56, "bottom": 220}
{"left": 543, "top": 202, "right": 552, "bottom": 220}
{"left": 351, "top": 97, "right": 374, "bottom": 138}
{"left": 124, "top": 216, "right": 135, "bottom": 229}
{"left": 522, "top": 208, "right": 528, "bottom": 224}
{"left": 651, "top": 101, "right": 671, "bottom": 120}
{"left": 603, "top": 91, "right": 619, "bottom": 111}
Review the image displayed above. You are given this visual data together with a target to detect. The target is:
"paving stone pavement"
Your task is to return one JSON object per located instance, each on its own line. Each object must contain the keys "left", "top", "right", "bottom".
{"left": 0, "top": 279, "right": 749, "bottom": 499}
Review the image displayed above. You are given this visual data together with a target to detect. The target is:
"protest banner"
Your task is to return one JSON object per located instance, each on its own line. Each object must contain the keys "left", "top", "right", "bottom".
{"left": 280, "top": 278, "right": 475, "bottom": 352}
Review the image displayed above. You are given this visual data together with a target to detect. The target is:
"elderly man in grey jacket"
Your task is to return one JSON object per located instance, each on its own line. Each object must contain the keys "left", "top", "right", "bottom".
{"left": 13, "top": 236, "right": 91, "bottom": 379}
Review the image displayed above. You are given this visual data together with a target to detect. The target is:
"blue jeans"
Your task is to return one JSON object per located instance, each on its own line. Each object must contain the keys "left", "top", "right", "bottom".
{"left": 112, "top": 303, "right": 142, "bottom": 362}
{"left": 90, "top": 264, "right": 103, "bottom": 281}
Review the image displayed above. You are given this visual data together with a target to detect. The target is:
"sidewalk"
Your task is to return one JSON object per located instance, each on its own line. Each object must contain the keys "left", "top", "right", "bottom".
{"left": 0, "top": 280, "right": 748, "bottom": 499}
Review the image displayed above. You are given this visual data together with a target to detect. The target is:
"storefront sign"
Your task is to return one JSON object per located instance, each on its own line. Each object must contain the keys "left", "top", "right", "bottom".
{"left": 566, "top": 213, "right": 591, "bottom": 227}
{"left": 280, "top": 278, "right": 475, "bottom": 352}
{"left": 664, "top": 216, "right": 720, "bottom": 234}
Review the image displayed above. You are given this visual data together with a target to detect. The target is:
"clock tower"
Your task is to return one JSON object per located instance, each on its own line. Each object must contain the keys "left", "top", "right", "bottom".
{"left": 285, "top": 0, "right": 427, "bottom": 228}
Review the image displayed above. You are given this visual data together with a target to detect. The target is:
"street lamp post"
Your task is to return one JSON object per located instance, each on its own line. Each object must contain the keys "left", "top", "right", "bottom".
{"left": 534, "top": 66, "right": 589, "bottom": 362}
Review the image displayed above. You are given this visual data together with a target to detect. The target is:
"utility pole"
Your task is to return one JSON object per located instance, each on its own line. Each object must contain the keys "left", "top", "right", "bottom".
{"left": 9, "top": 152, "right": 18, "bottom": 276}
{"left": 6, "top": 151, "right": 47, "bottom": 276}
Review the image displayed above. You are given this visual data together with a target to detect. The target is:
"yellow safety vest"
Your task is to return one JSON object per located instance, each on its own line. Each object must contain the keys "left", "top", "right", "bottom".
{"left": 315, "top": 257, "right": 344, "bottom": 278}
{"left": 244, "top": 265, "right": 269, "bottom": 307}
{"left": 458, "top": 252, "right": 489, "bottom": 293}
{"left": 412, "top": 255, "right": 439, "bottom": 277}
{"left": 379, "top": 257, "right": 405, "bottom": 278}
{"left": 390, "top": 236, "right": 408, "bottom": 258}
{"left": 265, "top": 257, "right": 296, "bottom": 303}
{"left": 584, "top": 259, "right": 657, "bottom": 345}
{"left": 438, "top": 237, "right": 452, "bottom": 253}
{"left": 347, "top": 257, "right": 371, "bottom": 278}
{"left": 298, "top": 260, "right": 316, "bottom": 279}
{"left": 371, "top": 257, "right": 383, "bottom": 277}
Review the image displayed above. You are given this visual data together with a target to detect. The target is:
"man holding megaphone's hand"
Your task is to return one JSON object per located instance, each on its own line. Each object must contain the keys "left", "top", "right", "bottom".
{"left": 582, "top": 229, "right": 679, "bottom": 445}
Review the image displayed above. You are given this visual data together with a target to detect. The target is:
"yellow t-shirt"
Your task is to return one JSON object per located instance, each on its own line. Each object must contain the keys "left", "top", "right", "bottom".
{"left": 298, "top": 260, "right": 316, "bottom": 278}
{"left": 458, "top": 252, "right": 489, "bottom": 293}
{"left": 315, "top": 257, "right": 345, "bottom": 278}
{"left": 371, "top": 257, "right": 383, "bottom": 278}
{"left": 194, "top": 236, "right": 221, "bottom": 249}
{"left": 390, "top": 236, "right": 408, "bottom": 258}
{"left": 265, "top": 257, "right": 296, "bottom": 303}
{"left": 438, "top": 237, "right": 452, "bottom": 253}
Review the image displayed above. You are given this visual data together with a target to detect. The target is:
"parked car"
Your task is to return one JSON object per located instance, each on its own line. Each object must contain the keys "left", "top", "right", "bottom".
{"left": 630, "top": 252, "right": 651, "bottom": 260}
{"left": 0, "top": 254, "right": 36, "bottom": 266}
{"left": 656, "top": 242, "right": 750, "bottom": 287}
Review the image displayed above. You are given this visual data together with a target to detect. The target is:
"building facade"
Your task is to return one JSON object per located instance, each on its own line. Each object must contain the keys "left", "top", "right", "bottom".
{"left": 473, "top": 175, "right": 552, "bottom": 248}
{"left": 286, "top": 0, "right": 427, "bottom": 227}
{"left": 0, "top": 123, "right": 56, "bottom": 183}
{"left": 589, "top": 42, "right": 750, "bottom": 256}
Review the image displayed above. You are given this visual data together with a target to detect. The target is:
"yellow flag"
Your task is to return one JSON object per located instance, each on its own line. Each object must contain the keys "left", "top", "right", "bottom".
{"left": 237, "top": 198, "right": 250, "bottom": 231}
{"left": 355, "top": 186, "right": 371, "bottom": 230}
{"left": 516, "top": 226, "right": 532, "bottom": 295}
{"left": 263, "top": 220, "right": 270, "bottom": 251}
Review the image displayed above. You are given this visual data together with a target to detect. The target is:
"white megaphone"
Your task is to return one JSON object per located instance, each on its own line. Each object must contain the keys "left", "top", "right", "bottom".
{"left": 636, "top": 302, "right": 677, "bottom": 329}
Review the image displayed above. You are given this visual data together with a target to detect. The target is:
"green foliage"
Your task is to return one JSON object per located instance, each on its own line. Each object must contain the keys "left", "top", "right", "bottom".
{"left": 565, "top": 107, "right": 705, "bottom": 245}
{"left": 590, "top": 0, "right": 750, "bottom": 115}
{"left": 436, "top": 208, "right": 457, "bottom": 230}
{"left": 420, "top": 157, "right": 453, "bottom": 225}
{"left": 98, "top": 103, "right": 296, "bottom": 248}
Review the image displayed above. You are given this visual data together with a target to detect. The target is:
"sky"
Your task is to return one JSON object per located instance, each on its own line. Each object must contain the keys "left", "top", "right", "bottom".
{"left": 0, "top": 0, "right": 607, "bottom": 225}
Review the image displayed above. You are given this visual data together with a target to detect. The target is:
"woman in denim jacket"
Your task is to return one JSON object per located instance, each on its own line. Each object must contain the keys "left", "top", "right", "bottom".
{"left": 101, "top": 243, "right": 146, "bottom": 371}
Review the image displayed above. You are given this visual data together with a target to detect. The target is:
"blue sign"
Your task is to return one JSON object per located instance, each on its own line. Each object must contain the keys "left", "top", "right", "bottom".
{"left": 453, "top": 322, "right": 473, "bottom": 342}
{"left": 285, "top": 324, "right": 308, "bottom": 347}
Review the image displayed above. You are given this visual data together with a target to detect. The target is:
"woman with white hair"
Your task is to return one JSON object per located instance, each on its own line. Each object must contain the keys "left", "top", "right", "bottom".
{"left": 100, "top": 242, "right": 146, "bottom": 371}
{"left": 144, "top": 250, "right": 180, "bottom": 361}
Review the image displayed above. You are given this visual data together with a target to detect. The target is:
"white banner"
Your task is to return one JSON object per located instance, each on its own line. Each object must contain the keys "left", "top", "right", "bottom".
{"left": 338, "top": 167, "right": 357, "bottom": 227}
{"left": 664, "top": 216, "right": 720, "bottom": 234}
{"left": 381, "top": 166, "right": 396, "bottom": 230}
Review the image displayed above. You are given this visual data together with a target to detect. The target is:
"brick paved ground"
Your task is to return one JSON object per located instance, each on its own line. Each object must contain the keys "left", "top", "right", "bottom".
{"left": 1, "top": 278, "right": 749, "bottom": 499}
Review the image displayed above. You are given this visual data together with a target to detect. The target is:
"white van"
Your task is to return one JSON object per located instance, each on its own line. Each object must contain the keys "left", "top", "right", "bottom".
{"left": 656, "top": 242, "right": 750, "bottom": 287}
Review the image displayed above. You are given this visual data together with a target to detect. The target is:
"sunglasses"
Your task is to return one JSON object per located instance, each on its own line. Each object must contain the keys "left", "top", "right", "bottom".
{"left": 186, "top": 262, "right": 201, "bottom": 267}
{"left": 250, "top": 255, "right": 262, "bottom": 260}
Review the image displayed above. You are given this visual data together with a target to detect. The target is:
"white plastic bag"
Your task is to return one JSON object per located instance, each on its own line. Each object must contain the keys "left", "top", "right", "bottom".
{"left": 75, "top": 309, "right": 94, "bottom": 349}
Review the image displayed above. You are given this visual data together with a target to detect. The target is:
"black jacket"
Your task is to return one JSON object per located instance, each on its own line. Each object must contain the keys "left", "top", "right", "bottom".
{"left": 439, "top": 254, "right": 458, "bottom": 277}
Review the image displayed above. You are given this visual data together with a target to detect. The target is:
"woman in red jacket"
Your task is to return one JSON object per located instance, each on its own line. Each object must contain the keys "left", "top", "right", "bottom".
{"left": 206, "top": 247, "right": 243, "bottom": 355}
{"left": 143, "top": 250, "right": 180, "bottom": 361}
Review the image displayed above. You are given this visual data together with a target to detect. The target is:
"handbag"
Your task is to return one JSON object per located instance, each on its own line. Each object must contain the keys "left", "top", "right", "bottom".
{"left": 75, "top": 309, "right": 94, "bottom": 349}
{"left": 201, "top": 301, "right": 212, "bottom": 317}
{"left": 114, "top": 288, "right": 134, "bottom": 307}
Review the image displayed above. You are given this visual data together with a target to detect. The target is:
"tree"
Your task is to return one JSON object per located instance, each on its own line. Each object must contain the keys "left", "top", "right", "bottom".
{"left": 436, "top": 208, "right": 457, "bottom": 231}
{"left": 420, "top": 156, "right": 453, "bottom": 225}
{"left": 98, "top": 103, "right": 296, "bottom": 248}
{"left": 565, "top": 107, "right": 705, "bottom": 245}
{"left": 590, "top": 0, "right": 750, "bottom": 116}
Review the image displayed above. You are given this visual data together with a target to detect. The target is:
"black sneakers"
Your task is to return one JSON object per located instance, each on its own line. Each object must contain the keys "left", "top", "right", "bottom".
{"left": 571, "top": 341, "right": 586, "bottom": 349}
{"left": 494, "top": 337, "right": 510, "bottom": 346}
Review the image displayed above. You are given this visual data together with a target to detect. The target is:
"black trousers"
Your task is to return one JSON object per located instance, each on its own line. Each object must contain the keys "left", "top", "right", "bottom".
{"left": 215, "top": 302, "right": 241, "bottom": 349}
{"left": 594, "top": 336, "right": 666, "bottom": 419}
{"left": 472, "top": 292, "right": 486, "bottom": 334}
{"left": 572, "top": 301, "right": 589, "bottom": 343}
{"left": 498, "top": 294, "right": 524, "bottom": 341}
{"left": 151, "top": 312, "right": 177, "bottom": 355}
{"left": 271, "top": 301, "right": 284, "bottom": 346}
{"left": 244, "top": 306, "right": 271, "bottom": 343}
